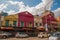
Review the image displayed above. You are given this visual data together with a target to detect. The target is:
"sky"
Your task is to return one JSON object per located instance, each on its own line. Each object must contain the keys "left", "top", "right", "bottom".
{"left": 0, "top": 0, "right": 60, "bottom": 17}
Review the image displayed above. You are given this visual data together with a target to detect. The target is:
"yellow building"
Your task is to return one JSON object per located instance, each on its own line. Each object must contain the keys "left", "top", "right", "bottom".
{"left": 2, "top": 14, "right": 18, "bottom": 27}
{"left": 34, "top": 15, "right": 42, "bottom": 27}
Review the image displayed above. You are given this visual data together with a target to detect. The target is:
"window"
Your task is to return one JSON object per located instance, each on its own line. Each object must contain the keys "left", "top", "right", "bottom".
{"left": 13, "top": 21, "right": 17, "bottom": 26}
{"left": 40, "top": 23, "right": 42, "bottom": 26}
{"left": 29, "top": 22, "right": 32, "bottom": 27}
{"left": 35, "top": 23, "right": 38, "bottom": 26}
{"left": 20, "top": 21, "right": 24, "bottom": 27}
{"left": 5, "top": 20, "right": 9, "bottom": 26}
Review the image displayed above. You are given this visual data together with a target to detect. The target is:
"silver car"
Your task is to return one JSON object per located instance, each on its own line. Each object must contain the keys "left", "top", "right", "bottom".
{"left": 15, "top": 32, "right": 29, "bottom": 38}
{"left": 49, "top": 32, "right": 60, "bottom": 40}
{"left": 0, "top": 32, "right": 15, "bottom": 39}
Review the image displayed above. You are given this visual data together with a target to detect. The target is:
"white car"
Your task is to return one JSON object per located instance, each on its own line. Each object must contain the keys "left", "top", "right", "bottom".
{"left": 49, "top": 33, "right": 60, "bottom": 40}
{"left": 38, "top": 32, "right": 49, "bottom": 38}
{"left": 15, "top": 32, "right": 29, "bottom": 38}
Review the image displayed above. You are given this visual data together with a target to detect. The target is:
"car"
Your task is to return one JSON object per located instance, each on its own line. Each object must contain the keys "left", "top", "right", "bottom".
{"left": 38, "top": 32, "right": 50, "bottom": 38}
{"left": 15, "top": 32, "right": 29, "bottom": 38}
{"left": 49, "top": 32, "right": 60, "bottom": 40}
{"left": 0, "top": 31, "right": 15, "bottom": 39}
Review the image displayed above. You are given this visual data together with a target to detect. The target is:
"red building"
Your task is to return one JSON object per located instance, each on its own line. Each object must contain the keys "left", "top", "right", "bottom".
{"left": 18, "top": 11, "right": 34, "bottom": 28}
{"left": 42, "top": 10, "right": 57, "bottom": 30}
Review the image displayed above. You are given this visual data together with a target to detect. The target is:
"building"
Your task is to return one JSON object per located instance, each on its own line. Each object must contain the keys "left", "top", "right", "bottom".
{"left": 42, "top": 10, "right": 57, "bottom": 31}
{"left": 56, "top": 17, "right": 60, "bottom": 28}
{"left": 0, "top": 11, "right": 8, "bottom": 27}
{"left": 18, "top": 11, "right": 34, "bottom": 28}
{"left": 2, "top": 14, "right": 18, "bottom": 27}
{"left": 34, "top": 15, "right": 42, "bottom": 27}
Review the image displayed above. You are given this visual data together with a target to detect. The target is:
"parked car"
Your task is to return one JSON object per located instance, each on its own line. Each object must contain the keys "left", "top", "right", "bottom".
{"left": 38, "top": 32, "right": 50, "bottom": 38}
{"left": 49, "top": 32, "right": 60, "bottom": 40}
{"left": 0, "top": 32, "right": 15, "bottom": 39}
{"left": 15, "top": 32, "right": 29, "bottom": 38}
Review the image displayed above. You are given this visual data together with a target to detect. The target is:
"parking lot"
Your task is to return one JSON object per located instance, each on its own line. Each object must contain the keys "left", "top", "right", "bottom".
{"left": 0, "top": 37, "right": 48, "bottom": 40}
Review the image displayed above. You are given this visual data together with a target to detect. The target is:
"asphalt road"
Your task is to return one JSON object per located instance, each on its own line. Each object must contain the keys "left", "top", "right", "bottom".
{"left": 0, "top": 37, "right": 49, "bottom": 40}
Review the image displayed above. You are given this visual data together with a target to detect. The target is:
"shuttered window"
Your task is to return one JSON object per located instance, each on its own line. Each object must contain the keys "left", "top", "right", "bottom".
{"left": 35, "top": 23, "right": 38, "bottom": 26}
{"left": 20, "top": 21, "right": 24, "bottom": 27}
{"left": 5, "top": 20, "right": 9, "bottom": 26}
{"left": 29, "top": 22, "right": 32, "bottom": 27}
{"left": 13, "top": 21, "right": 17, "bottom": 26}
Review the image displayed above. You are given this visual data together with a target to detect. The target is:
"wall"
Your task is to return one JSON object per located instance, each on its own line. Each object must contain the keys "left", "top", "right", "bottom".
{"left": 2, "top": 14, "right": 18, "bottom": 27}
{"left": 18, "top": 11, "right": 34, "bottom": 27}
{"left": 42, "top": 10, "right": 57, "bottom": 28}
{"left": 34, "top": 15, "right": 42, "bottom": 27}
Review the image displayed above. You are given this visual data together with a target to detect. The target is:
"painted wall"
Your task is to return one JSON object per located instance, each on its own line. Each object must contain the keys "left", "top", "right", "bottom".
{"left": 34, "top": 15, "right": 42, "bottom": 27}
{"left": 2, "top": 14, "right": 18, "bottom": 27}
{"left": 42, "top": 11, "right": 57, "bottom": 28}
{"left": 18, "top": 11, "right": 34, "bottom": 27}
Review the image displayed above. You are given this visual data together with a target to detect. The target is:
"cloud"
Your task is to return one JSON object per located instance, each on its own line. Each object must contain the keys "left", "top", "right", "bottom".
{"left": 53, "top": 8, "right": 60, "bottom": 17}
{"left": 34, "top": 0, "right": 53, "bottom": 15}
{"left": 0, "top": 4, "right": 8, "bottom": 11}
{"left": 0, "top": 0, "right": 53, "bottom": 15}
{"left": 7, "top": 10, "right": 16, "bottom": 15}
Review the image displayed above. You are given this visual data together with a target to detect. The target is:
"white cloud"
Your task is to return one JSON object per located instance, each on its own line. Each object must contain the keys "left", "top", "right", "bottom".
{"left": 0, "top": 4, "right": 8, "bottom": 11}
{"left": 7, "top": 10, "right": 17, "bottom": 15}
{"left": 35, "top": 0, "right": 53, "bottom": 15}
{"left": 8, "top": 1, "right": 24, "bottom": 5}
{"left": 0, "top": 0, "right": 53, "bottom": 15}
{"left": 53, "top": 8, "right": 60, "bottom": 17}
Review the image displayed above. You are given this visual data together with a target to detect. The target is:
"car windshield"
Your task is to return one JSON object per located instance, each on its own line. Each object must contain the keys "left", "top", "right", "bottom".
{"left": 52, "top": 33, "right": 60, "bottom": 37}
{"left": 19, "top": 32, "right": 26, "bottom": 34}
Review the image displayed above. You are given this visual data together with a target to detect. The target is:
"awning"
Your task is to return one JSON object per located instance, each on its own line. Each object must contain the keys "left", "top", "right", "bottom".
{"left": 22, "top": 27, "right": 36, "bottom": 30}
{"left": 0, "top": 27, "right": 14, "bottom": 30}
{"left": 50, "top": 21, "right": 57, "bottom": 24}
{"left": 37, "top": 26, "right": 45, "bottom": 30}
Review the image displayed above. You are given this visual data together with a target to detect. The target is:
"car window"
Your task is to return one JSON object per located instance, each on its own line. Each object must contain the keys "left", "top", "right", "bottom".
{"left": 52, "top": 33, "right": 60, "bottom": 37}
{"left": 18, "top": 32, "right": 25, "bottom": 34}
{"left": 57, "top": 34, "right": 60, "bottom": 36}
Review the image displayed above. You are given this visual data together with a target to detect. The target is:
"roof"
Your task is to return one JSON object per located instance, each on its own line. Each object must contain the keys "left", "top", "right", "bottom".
{"left": 18, "top": 11, "right": 33, "bottom": 17}
{"left": 42, "top": 10, "right": 54, "bottom": 17}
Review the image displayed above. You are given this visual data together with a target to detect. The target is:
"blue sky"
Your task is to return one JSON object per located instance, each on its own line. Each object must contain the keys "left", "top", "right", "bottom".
{"left": 13, "top": 0, "right": 41, "bottom": 7}
{"left": 11, "top": 0, "right": 60, "bottom": 10}
{"left": 51, "top": 0, "right": 60, "bottom": 10}
{"left": 0, "top": 0, "right": 60, "bottom": 16}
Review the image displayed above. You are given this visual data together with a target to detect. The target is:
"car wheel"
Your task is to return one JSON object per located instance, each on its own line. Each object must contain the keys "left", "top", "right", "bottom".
{"left": 3, "top": 36, "right": 7, "bottom": 39}
{"left": 42, "top": 36, "right": 44, "bottom": 38}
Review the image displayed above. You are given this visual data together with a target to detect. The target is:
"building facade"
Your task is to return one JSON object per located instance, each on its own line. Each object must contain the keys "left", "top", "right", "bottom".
{"left": 34, "top": 15, "right": 42, "bottom": 27}
{"left": 2, "top": 14, "right": 18, "bottom": 27}
{"left": 18, "top": 11, "right": 34, "bottom": 27}
{"left": 42, "top": 10, "right": 57, "bottom": 31}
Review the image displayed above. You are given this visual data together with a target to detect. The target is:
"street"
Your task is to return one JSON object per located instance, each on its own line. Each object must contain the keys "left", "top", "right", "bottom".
{"left": 0, "top": 37, "right": 48, "bottom": 40}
